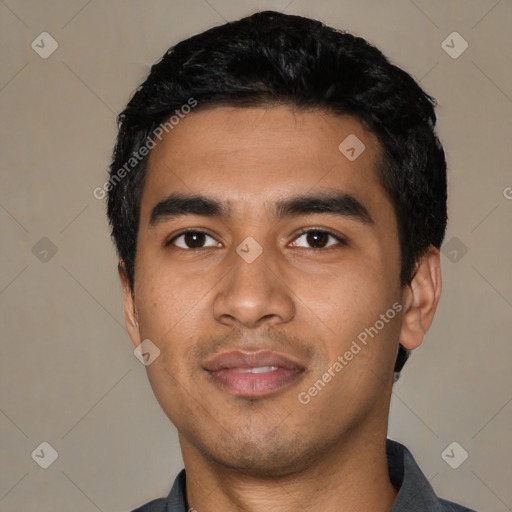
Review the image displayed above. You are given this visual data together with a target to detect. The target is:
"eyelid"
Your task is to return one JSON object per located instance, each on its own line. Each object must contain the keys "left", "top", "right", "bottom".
{"left": 165, "top": 229, "right": 216, "bottom": 246}
{"left": 290, "top": 227, "right": 348, "bottom": 248}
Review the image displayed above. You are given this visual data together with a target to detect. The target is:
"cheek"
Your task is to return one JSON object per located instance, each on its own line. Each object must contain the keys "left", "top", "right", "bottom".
{"left": 134, "top": 258, "right": 209, "bottom": 340}
{"left": 133, "top": 260, "right": 211, "bottom": 382}
{"left": 296, "top": 255, "right": 397, "bottom": 330}
{"left": 291, "top": 255, "right": 402, "bottom": 387}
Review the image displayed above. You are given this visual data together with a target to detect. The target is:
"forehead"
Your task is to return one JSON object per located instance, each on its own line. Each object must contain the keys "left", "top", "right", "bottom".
{"left": 141, "top": 106, "right": 386, "bottom": 219}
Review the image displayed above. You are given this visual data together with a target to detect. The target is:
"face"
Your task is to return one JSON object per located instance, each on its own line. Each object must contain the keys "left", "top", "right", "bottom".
{"left": 122, "top": 106, "right": 411, "bottom": 476}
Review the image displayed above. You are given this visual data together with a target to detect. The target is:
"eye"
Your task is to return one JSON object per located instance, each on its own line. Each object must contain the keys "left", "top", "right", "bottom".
{"left": 290, "top": 229, "right": 346, "bottom": 250}
{"left": 167, "top": 230, "right": 221, "bottom": 249}
{"left": 166, "top": 228, "right": 346, "bottom": 251}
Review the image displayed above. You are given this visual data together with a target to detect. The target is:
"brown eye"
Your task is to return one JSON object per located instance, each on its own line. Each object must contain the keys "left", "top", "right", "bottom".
{"left": 168, "top": 231, "right": 220, "bottom": 249}
{"left": 291, "top": 229, "right": 346, "bottom": 250}
{"left": 305, "top": 231, "right": 330, "bottom": 248}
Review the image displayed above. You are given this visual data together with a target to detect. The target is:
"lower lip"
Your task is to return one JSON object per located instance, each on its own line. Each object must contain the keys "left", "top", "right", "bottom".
{"left": 207, "top": 367, "right": 302, "bottom": 398}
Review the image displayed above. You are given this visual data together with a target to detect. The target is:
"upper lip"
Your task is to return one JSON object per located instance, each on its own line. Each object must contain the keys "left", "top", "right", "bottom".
{"left": 203, "top": 350, "right": 305, "bottom": 372}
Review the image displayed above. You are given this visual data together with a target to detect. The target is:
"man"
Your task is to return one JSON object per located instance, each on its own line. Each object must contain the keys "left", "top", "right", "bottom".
{"left": 106, "top": 10, "right": 477, "bottom": 512}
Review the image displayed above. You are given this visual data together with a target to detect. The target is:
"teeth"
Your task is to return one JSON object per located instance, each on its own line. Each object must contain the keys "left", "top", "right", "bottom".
{"left": 235, "top": 366, "right": 279, "bottom": 374}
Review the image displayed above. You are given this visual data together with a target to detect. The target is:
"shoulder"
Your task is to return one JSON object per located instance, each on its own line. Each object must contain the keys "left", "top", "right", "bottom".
{"left": 129, "top": 469, "right": 187, "bottom": 512}
{"left": 386, "top": 439, "right": 479, "bottom": 512}
{"left": 439, "top": 497, "right": 478, "bottom": 512}
{"left": 130, "top": 498, "right": 167, "bottom": 511}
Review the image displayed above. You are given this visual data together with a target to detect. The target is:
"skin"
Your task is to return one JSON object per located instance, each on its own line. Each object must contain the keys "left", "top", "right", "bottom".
{"left": 119, "top": 106, "right": 442, "bottom": 512}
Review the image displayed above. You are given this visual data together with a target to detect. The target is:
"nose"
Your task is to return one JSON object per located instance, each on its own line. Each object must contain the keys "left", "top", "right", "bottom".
{"left": 212, "top": 242, "right": 295, "bottom": 329}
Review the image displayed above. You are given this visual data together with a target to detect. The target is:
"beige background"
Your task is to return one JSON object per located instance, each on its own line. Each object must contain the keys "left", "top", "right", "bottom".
{"left": 1, "top": 1, "right": 511, "bottom": 511}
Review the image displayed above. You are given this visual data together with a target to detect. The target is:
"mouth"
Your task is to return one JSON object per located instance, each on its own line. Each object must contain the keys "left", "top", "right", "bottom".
{"left": 203, "top": 350, "right": 305, "bottom": 398}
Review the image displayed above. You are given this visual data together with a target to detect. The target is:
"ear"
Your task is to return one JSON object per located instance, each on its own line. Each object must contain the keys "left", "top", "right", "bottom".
{"left": 118, "top": 260, "right": 141, "bottom": 349}
{"left": 399, "top": 246, "right": 442, "bottom": 350}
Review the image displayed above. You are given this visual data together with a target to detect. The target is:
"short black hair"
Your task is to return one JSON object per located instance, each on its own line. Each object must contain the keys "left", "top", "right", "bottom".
{"left": 106, "top": 10, "right": 447, "bottom": 376}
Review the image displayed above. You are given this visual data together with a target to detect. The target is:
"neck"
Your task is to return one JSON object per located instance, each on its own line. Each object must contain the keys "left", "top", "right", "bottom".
{"left": 180, "top": 422, "right": 397, "bottom": 512}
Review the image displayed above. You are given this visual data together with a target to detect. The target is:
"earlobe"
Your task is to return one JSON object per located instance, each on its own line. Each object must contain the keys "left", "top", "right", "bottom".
{"left": 118, "top": 261, "right": 141, "bottom": 348}
{"left": 399, "top": 247, "right": 442, "bottom": 351}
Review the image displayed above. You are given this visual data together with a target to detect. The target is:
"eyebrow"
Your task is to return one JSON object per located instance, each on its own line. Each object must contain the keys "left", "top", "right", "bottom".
{"left": 149, "top": 191, "right": 374, "bottom": 226}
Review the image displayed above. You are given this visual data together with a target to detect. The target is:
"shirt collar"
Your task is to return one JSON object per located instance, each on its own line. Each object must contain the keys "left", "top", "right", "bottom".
{"left": 387, "top": 439, "right": 446, "bottom": 511}
{"left": 165, "top": 469, "right": 187, "bottom": 512}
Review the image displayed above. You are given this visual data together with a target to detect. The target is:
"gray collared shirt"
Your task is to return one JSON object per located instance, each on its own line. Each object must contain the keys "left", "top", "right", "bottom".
{"left": 131, "top": 439, "right": 477, "bottom": 511}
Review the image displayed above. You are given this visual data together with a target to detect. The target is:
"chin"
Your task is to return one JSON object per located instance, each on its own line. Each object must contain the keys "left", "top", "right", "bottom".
{"left": 199, "top": 431, "right": 323, "bottom": 479}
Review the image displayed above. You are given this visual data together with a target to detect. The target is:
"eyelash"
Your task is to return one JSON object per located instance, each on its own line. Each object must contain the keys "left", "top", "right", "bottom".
{"left": 166, "top": 228, "right": 347, "bottom": 251}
